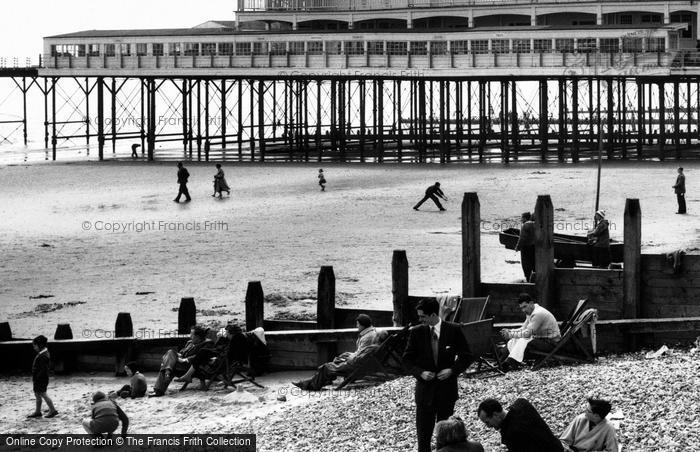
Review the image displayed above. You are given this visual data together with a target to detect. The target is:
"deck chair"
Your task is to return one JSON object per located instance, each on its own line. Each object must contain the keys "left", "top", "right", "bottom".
{"left": 460, "top": 318, "right": 505, "bottom": 378}
{"left": 532, "top": 301, "right": 598, "bottom": 370}
{"left": 454, "top": 296, "right": 490, "bottom": 324}
{"left": 335, "top": 327, "right": 409, "bottom": 390}
{"left": 180, "top": 337, "right": 265, "bottom": 391}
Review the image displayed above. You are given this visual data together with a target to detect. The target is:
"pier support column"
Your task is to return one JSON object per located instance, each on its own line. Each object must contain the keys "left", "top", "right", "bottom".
{"left": 673, "top": 80, "right": 681, "bottom": 159}
{"left": 511, "top": 80, "right": 519, "bottom": 162}
{"left": 572, "top": 78, "right": 580, "bottom": 162}
{"left": 462, "top": 193, "right": 481, "bottom": 298}
{"left": 659, "top": 82, "right": 666, "bottom": 160}
{"left": 637, "top": 81, "right": 644, "bottom": 159}
{"left": 97, "top": 77, "right": 105, "bottom": 160}
{"left": 539, "top": 80, "right": 548, "bottom": 162}
{"left": 534, "top": 195, "right": 555, "bottom": 311}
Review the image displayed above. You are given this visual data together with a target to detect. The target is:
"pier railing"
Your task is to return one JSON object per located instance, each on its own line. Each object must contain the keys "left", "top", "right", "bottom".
{"left": 238, "top": 0, "right": 658, "bottom": 12}
{"left": 0, "top": 56, "right": 43, "bottom": 69}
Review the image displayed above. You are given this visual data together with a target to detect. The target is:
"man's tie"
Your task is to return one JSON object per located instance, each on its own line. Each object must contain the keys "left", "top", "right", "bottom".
{"left": 431, "top": 326, "right": 439, "bottom": 366}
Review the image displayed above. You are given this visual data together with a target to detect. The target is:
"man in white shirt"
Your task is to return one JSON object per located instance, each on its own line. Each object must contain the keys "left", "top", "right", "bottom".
{"left": 500, "top": 293, "right": 561, "bottom": 369}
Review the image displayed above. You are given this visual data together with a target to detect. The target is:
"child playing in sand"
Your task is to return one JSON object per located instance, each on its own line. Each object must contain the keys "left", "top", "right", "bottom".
{"left": 109, "top": 362, "right": 147, "bottom": 399}
{"left": 83, "top": 391, "right": 129, "bottom": 438}
{"left": 318, "top": 169, "right": 326, "bottom": 191}
{"left": 27, "top": 335, "right": 58, "bottom": 419}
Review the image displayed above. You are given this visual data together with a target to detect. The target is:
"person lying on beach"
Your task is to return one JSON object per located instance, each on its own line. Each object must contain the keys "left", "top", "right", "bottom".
{"left": 82, "top": 391, "right": 129, "bottom": 439}
{"left": 109, "top": 362, "right": 147, "bottom": 399}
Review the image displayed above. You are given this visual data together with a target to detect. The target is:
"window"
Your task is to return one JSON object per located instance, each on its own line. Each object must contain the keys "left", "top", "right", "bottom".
{"left": 169, "top": 43, "right": 181, "bottom": 56}
{"left": 235, "top": 42, "right": 252, "bottom": 55}
{"left": 201, "top": 43, "right": 217, "bottom": 55}
{"left": 671, "top": 14, "right": 693, "bottom": 38}
{"left": 88, "top": 44, "right": 100, "bottom": 56}
{"left": 105, "top": 44, "right": 116, "bottom": 57}
{"left": 253, "top": 42, "right": 268, "bottom": 55}
{"left": 556, "top": 39, "right": 574, "bottom": 53}
{"left": 450, "top": 40, "right": 468, "bottom": 55}
{"left": 492, "top": 39, "right": 510, "bottom": 54}
{"left": 410, "top": 41, "right": 427, "bottom": 55}
{"left": 430, "top": 41, "right": 447, "bottom": 55}
{"left": 577, "top": 38, "right": 596, "bottom": 53}
{"left": 308, "top": 41, "right": 324, "bottom": 55}
{"left": 289, "top": 42, "right": 305, "bottom": 55}
{"left": 471, "top": 40, "right": 489, "bottom": 54}
{"left": 386, "top": 41, "right": 407, "bottom": 55}
{"left": 600, "top": 38, "right": 619, "bottom": 53}
{"left": 367, "top": 41, "right": 384, "bottom": 55}
{"left": 513, "top": 39, "right": 530, "bottom": 54}
{"left": 77, "top": 45, "right": 86, "bottom": 57}
{"left": 534, "top": 39, "right": 552, "bottom": 53}
{"left": 345, "top": 41, "right": 363, "bottom": 55}
{"left": 50, "top": 45, "right": 57, "bottom": 57}
{"left": 622, "top": 37, "right": 643, "bottom": 53}
{"left": 619, "top": 15, "right": 633, "bottom": 25}
{"left": 647, "top": 37, "right": 665, "bottom": 52}
{"left": 270, "top": 42, "right": 286, "bottom": 55}
{"left": 217, "top": 43, "right": 232, "bottom": 55}
{"left": 120, "top": 44, "right": 131, "bottom": 56}
{"left": 642, "top": 14, "right": 661, "bottom": 23}
{"left": 152, "top": 43, "right": 164, "bottom": 56}
{"left": 326, "top": 41, "right": 342, "bottom": 55}
{"left": 183, "top": 43, "right": 199, "bottom": 56}
{"left": 135, "top": 43, "right": 147, "bottom": 56}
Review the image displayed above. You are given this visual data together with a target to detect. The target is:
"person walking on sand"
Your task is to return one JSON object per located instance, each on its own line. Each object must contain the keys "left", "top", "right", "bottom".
{"left": 212, "top": 164, "right": 231, "bottom": 199}
{"left": 27, "top": 335, "right": 58, "bottom": 419}
{"left": 131, "top": 143, "right": 140, "bottom": 158}
{"left": 414, "top": 182, "right": 447, "bottom": 211}
{"left": 174, "top": 162, "right": 191, "bottom": 203}
{"left": 318, "top": 169, "right": 326, "bottom": 191}
{"left": 673, "top": 167, "right": 686, "bottom": 214}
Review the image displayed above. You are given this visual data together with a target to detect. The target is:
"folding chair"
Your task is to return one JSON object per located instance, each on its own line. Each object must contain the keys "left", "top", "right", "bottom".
{"left": 460, "top": 318, "right": 505, "bottom": 378}
{"left": 181, "top": 339, "right": 265, "bottom": 391}
{"left": 532, "top": 303, "right": 598, "bottom": 370}
{"left": 335, "top": 327, "right": 409, "bottom": 390}
{"left": 455, "top": 296, "right": 490, "bottom": 323}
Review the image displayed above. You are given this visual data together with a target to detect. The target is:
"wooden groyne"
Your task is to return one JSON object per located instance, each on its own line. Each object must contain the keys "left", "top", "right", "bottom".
{"left": 1, "top": 193, "right": 699, "bottom": 374}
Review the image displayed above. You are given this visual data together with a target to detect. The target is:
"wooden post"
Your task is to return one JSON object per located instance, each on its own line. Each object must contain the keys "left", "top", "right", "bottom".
{"left": 392, "top": 250, "right": 409, "bottom": 327}
{"left": 534, "top": 195, "right": 555, "bottom": 311}
{"left": 317, "top": 266, "right": 336, "bottom": 364}
{"left": 462, "top": 193, "right": 481, "bottom": 298}
{"left": 178, "top": 297, "right": 196, "bottom": 334}
{"left": 114, "top": 313, "right": 133, "bottom": 376}
{"left": 623, "top": 199, "right": 642, "bottom": 349}
{"left": 245, "top": 281, "right": 265, "bottom": 331}
{"left": 53, "top": 323, "right": 73, "bottom": 374}
{"left": 0, "top": 322, "right": 12, "bottom": 341}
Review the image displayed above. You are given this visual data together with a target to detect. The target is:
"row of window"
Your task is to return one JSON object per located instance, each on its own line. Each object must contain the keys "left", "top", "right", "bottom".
{"left": 50, "top": 37, "right": 667, "bottom": 58}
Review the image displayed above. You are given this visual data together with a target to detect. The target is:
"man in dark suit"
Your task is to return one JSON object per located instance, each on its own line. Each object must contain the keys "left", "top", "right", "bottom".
{"left": 413, "top": 182, "right": 447, "bottom": 211}
{"left": 673, "top": 167, "right": 686, "bottom": 214}
{"left": 174, "top": 161, "right": 191, "bottom": 203}
{"left": 403, "top": 298, "right": 474, "bottom": 452}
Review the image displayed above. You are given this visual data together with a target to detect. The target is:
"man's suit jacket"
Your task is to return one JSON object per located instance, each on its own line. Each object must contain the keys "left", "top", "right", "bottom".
{"left": 402, "top": 321, "right": 473, "bottom": 405}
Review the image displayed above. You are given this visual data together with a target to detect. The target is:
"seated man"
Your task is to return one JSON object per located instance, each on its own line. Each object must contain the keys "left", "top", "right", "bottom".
{"left": 152, "top": 325, "right": 215, "bottom": 395}
{"left": 110, "top": 361, "right": 147, "bottom": 399}
{"left": 499, "top": 293, "right": 561, "bottom": 370}
{"left": 477, "top": 398, "right": 563, "bottom": 452}
{"left": 292, "top": 314, "right": 380, "bottom": 391}
{"left": 560, "top": 398, "right": 619, "bottom": 452}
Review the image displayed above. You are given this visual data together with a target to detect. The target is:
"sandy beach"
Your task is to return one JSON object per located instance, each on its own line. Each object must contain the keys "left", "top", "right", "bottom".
{"left": 0, "top": 160, "right": 698, "bottom": 338}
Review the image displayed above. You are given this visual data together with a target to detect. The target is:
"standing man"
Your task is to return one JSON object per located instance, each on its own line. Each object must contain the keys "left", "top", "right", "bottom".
{"left": 413, "top": 182, "right": 447, "bottom": 211}
{"left": 515, "top": 212, "right": 536, "bottom": 282}
{"left": 586, "top": 210, "right": 610, "bottom": 269}
{"left": 477, "top": 398, "right": 563, "bottom": 452}
{"left": 673, "top": 167, "right": 686, "bottom": 214}
{"left": 174, "top": 161, "right": 191, "bottom": 203}
{"left": 131, "top": 143, "right": 140, "bottom": 158}
{"left": 403, "top": 298, "right": 473, "bottom": 452}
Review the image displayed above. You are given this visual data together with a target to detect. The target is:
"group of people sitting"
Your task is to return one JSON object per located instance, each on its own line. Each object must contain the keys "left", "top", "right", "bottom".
{"left": 76, "top": 323, "right": 268, "bottom": 439}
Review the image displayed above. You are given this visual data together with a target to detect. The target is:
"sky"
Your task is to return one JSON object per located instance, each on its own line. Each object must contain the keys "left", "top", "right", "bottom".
{"left": 0, "top": 0, "right": 236, "bottom": 60}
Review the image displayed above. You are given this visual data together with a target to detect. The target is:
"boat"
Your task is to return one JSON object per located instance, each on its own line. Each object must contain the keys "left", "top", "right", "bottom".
{"left": 499, "top": 228, "right": 624, "bottom": 264}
